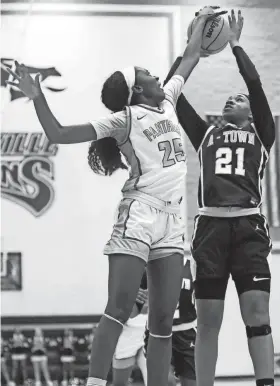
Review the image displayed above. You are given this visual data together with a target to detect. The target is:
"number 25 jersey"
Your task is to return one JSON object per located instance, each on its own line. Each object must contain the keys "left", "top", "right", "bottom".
{"left": 198, "top": 122, "right": 270, "bottom": 209}
{"left": 91, "top": 76, "right": 187, "bottom": 204}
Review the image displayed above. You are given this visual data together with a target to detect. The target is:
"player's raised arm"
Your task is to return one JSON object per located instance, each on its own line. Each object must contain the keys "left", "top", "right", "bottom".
{"left": 175, "top": 6, "right": 227, "bottom": 82}
{"left": 5, "top": 62, "right": 97, "bottom": 144}
{"left": 229, "top": 10, "right": 275, "bottom": 151}
{"left": 164, "top": 56, "right": 209, "bottom": 151}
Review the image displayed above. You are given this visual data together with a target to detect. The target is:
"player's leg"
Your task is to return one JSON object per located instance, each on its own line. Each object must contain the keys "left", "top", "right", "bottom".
{"left": 87, "top": 199, "right": 151, "bottom": 386}
{"left": 172, "top": 329, "right": 197, "bottom": 386}
{"left": 233, "top": 215, "right": 274, "bottom": 386}
{"left": 192, "top": 216, "right": 230, "bottom": 386}
{"left": 112, "top": 356, "right": 135, "bottom": 386}
{"left": 144, "top": 327, "right": 174, "bottom": 386}
{"left": 136, "top": 348, "right": 147, "bottom": 386}
{"left": 146, "top": 252, "right": 184, "bottom": 386}
{"left": 88, "top": 254, "right": 146, "bottom": 384}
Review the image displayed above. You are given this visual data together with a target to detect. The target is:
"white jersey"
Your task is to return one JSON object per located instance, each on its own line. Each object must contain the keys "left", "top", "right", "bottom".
{"left": 91, "top": 75, "right": 186, "bottom": 203}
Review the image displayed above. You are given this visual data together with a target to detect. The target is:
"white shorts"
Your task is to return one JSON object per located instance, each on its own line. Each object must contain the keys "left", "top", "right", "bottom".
{"left": 113, "top": 347, "right": 144, "bottom": 369}
{"left": 114, "top": 314, "right": 147, "bottom": 360}
{"left": 104, "top": 197, "right": 185, "bottom": 262}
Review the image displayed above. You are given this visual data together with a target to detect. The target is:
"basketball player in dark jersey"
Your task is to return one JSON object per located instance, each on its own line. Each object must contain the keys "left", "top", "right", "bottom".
{"left": 144, "top": 258, "right": 197, "bottom": 386}
{"left": 164, "top": 10, "right": 275, "bottom": 386}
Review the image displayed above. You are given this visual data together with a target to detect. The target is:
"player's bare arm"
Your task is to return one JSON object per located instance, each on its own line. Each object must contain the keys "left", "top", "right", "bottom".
{"left": 175, "top": 6, "right": 227, "bottom": 82}
{"left": 229, "top": 10, "right": 275, "bottom": 151}
{"left": 5, "top": 62, "right": 97, "bottom": 144}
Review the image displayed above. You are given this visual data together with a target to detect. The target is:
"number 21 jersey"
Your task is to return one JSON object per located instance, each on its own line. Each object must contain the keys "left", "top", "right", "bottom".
{"left": 198, "top": 122, "right": 269, "bottom": 209}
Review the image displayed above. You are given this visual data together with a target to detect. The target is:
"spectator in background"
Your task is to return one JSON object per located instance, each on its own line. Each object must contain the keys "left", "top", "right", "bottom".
{"left": 31, "top": 328, "right": 52, "bottom": 386}
{"left": 87, "top": 334, "right": 94, "bottom": 363}
{"left": 11, "top": 328, "right": 28, "bottom": 385}
{"left": 1, "top": 337, "right": 14, "bottom": 386}
{"left": 61, "top": 329, "right": 75, "bottom": 386}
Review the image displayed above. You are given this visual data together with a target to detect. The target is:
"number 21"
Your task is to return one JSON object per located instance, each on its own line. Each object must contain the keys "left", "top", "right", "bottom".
{"left": 215, "top": 147, "right": 245, "bottom": 176}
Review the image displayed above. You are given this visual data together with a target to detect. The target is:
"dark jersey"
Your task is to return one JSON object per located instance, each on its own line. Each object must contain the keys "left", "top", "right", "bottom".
{"left": 197, "top": 122, "right": 268, "bottom": 208}
{"left": 164, "top": 47, "right": 275, "bottom": 211}
{"left": 173, "top": 258, "right": 197, "bottom": 330}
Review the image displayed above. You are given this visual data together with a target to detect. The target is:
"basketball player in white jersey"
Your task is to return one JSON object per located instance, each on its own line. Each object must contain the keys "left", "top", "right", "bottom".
{"left": 6, "top": 7, "right": 227, "bottom": 386}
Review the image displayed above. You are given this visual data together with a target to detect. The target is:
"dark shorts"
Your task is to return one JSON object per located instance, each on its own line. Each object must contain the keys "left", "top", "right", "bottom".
{"left": 144, "top": 328, "right": 196, "bottom": 380}
{"left": 191, "top": 214, "right": 272, "bottom": 282}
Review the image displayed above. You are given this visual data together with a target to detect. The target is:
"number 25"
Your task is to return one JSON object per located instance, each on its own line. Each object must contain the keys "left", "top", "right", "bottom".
{"left": 159, "top": 138, "right": 186, "bottom": 167}
{"left": 215, "top": 147, "right": 245, "bottom": 176}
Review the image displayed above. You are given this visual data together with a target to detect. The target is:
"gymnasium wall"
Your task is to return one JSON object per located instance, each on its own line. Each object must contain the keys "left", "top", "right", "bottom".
{"left": 1, "top": 1, "right": 280, "bottom": 378}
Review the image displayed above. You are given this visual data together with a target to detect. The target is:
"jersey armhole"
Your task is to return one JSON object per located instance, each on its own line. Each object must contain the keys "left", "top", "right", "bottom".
{"left": 197, "top": 125, "right": 215, "bottom": 153}
{"left": 117, "top": 107, "right": 132, "bottom": 147}
{"left": 251, "top": 123, "right": 270, "bottom": 159}
{"left": 164, "top": 94, "right": 176, "bottom": 109}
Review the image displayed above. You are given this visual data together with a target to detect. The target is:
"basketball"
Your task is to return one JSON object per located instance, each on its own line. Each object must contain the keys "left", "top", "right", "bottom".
{"left": 187, "top": 14, "right": 230, "bottom": 55}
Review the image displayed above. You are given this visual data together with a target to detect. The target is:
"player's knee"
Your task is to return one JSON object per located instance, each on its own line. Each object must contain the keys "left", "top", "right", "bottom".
{"left": 244, "top": 303, "right": 270, "bottom": 326}
{"left": 105, "top": 299, "right": 133, "bottom": 325}
{"left": 239, "top": 288, "right": 270, "bottom": 326}
{"left": 149, "top": 311, "right": 173, "bottom": 336}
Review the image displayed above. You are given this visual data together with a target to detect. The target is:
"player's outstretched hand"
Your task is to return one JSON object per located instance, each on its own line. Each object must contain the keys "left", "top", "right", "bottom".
{"left": 5, "top": 61, "right": 42, "bottom": 100}
{"left": 195, "top": 5, "right": 228, "bottom": 19}
{"left": 228, "top": 9, "right": 244, "bottom": 46}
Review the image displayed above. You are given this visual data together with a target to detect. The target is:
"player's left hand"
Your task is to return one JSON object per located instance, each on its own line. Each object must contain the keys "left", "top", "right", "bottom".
{"left": 228, "top": 9, "right": 244, "bottom": 44}
{"left": 136, "top": 288, "right": 148, "bottom": 304}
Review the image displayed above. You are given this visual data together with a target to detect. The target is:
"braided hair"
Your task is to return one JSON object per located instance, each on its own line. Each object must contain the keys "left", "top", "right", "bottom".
{"left": 88, "top": 71, "right": 135, "bottom": 176}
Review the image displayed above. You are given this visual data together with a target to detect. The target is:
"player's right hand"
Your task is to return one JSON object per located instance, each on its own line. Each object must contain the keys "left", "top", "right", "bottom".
{"left": 5, "top": 61, "right": 42, "bottom": 100}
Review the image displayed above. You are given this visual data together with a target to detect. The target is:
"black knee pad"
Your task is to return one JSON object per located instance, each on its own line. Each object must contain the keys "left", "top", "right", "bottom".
{"left": 194, "top": 278, "right": 228, "bottom": 300}
{"left": 246, "top": 324, "right": 272, "bottom": 339}
{"left": 234, "top": 274, "right": 271, "bottom": 296}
